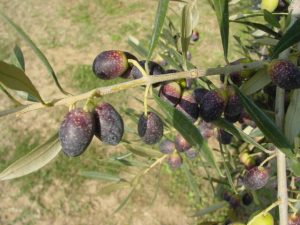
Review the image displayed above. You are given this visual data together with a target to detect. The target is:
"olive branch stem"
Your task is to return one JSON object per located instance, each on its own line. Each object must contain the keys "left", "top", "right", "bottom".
{"left": 275, "top": 1, "right": 300, "bottom": 224}
{"left": 2, "top": 60, "right": 265, "bottom": 118}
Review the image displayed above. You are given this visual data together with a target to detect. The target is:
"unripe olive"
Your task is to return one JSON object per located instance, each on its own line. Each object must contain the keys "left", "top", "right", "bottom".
{"left": 261, "top": 0, "right": 279, "bottom": 12}
{"left": 248, "top": 211, "right": 274, "bottom": 225}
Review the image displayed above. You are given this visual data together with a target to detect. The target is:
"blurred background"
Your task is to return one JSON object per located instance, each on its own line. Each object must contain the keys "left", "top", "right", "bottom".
{"left": 0, "top": 0, "right": 250, "bottom": 224}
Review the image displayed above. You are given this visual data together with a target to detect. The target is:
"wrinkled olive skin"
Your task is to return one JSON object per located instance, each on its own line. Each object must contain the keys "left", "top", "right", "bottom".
{"left": 199, "top": 90, "right": 225, "bottom": 122}
{"left": 94, "top": 103, "right": 124, "bottom": 145}
{"left": 138, "top": 112, "right": 164, "bottom": 145}
{"left": 243, "top": 166, "right": 269, "bottom": 190}
{"left": 59, "top": 108, "right": 95, "bottom": 157}
{"left": 268, "top": 59, "right": 300, "bottom": 89}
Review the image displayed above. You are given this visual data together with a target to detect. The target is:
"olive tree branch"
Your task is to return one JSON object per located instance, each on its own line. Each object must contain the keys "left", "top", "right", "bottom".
{"left": 0, "top": 60, "right": 265, "bottom": 118}
{"left": 275, "top": 1, "right": 300, "bottom": 224}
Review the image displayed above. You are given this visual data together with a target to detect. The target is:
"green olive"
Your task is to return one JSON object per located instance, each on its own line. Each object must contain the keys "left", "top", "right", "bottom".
{"left": 247, "top": 212, "right": 274, "bottom": 225}
{"left": 261, "top": 0, "right": 279, "bottom": 12}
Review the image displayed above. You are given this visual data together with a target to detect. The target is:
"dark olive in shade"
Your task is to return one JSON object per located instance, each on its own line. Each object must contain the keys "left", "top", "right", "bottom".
{"left": 59, "top": 108, "right": 95, "bottom": 157}
{"left": 268, "top": 59, "right": 300, "bottom": 89}
{"left": 176, "top": 91, "right": 200, "bottom": 122}
{"left": 94, "top": 102, "right": 124, "bottom": 145}
{"left": 243, "top": 166, "right": 269, "bottom": 190}
{"left": 138, "top": 112, "right": 163, "bottom": 145}
{"left": 199, "top": 90, "right": 225, "bottom": 122}
{"left": 218, "top": 129, "right": 233, "bottom": 145}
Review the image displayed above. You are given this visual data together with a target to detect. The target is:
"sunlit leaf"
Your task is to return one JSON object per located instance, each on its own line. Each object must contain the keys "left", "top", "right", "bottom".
{"left": 240, "top": 68, "right": 271, "bottom": 95}
{"left": 0, "top": 134, "right": 60, "bottom": 180}
{"left": 0, "top": 10, "right": 69, "bottom": 95}
{"left": 288, "top": 159, "right": 300, "bottom": 176}
{"left": 0, "top": 61, "right": 44, "bottom": 103}
{"left": 213, "top": 0, "right": 229, "bottom": 60}
{"left": 272, "top": 19, "right": 300, "bottom": 58}
{"left": 147, "top": 0, "right": 170, "bottom": 61}
{"left": 234, "top": 86, "right": 294, "bottom": 158}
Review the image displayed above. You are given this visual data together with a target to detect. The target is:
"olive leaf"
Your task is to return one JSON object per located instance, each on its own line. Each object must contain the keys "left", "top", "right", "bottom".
{"left": 79, "top": 171, "right": 121, "bottom": 182}
{"left": 240, "top": 68, "right": 271, "bottom": 95}
{"left": 0, "top": 134, "right": 61, "bottom": 180}
{"left": 181, "top": 1, "right": 199, "bottom": 65}
{"left": 213, "top": 0, "right": 229, "bottom": 60}
{"left": 234, "top": 86, "right": 294, "bottom": 158}
{"left": 263, "top": 10, "right": 280, "bottom": 28}
{"left": 271, "top": 18, "right": 300, "bottom": 58}
{"left": 10, "top": 45, "right": 25, "bottom": 71}
{"left": 0, "top": 61, "right": 45, "bottom": 103}
{"left": 147, "top": 0, "right": 170, "bottom": 61}
{"left": 285, "top": 89, "right": 300, "bottom": 144}
{"left": 0, "top": 10, "right": 69, "bottom": 95}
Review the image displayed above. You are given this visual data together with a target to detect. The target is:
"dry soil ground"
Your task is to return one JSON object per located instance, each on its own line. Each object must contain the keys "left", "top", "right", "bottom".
{"left": 0, "top": 0, "right": 231, "bottom": 224}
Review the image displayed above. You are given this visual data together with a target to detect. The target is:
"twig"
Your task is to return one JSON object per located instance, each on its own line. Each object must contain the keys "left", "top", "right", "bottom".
{"left": 1, "top": 60, "right": 265, "bottom": 118}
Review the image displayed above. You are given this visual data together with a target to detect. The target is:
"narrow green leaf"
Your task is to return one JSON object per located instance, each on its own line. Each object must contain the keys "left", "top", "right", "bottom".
{"left": 214, "top": 119, "right": 269, "bottom": 153}
{"left": 79, "top": 171, "right": 121, "bottom": 182}
{"left": 234, "top": 86, "right": 294, "bottom": 158}
{"left": 128, "top": 36, "right": 148, "bottom": 57}
{"left": 147, "top": 0, "right": 170, "bottom": 61}
{"left": 153, "top": 94, "right": 222, "bottom": 176}
{"left": 9, "top": 46, "right": 39, "bottom": 102}
{"left": 240, "top": 68, "right": 271, "bottom": 95}
{"left": 124, "top": 143, "right": 163, "bottom": 158}
{"left": 230, "top": 20, "right": 281, "bottom": 39}
{"left": 263, "top": 10, "right": 280, "bottom": 28}
{"left": 285, "top": 89, "right": 300, "bottom": 144}
{"left": 219, "top": 143, "right": 236, "bottom": 193}
{"left": 181, "top": 163, "right": 201, "bottom": 203}
{"left": 181, "top": 2, "right": 199, "bottom": 66}
{"left": 0, "top": 135, "right": 60, "bottom": 180}
{"left": 0, "top": 83, "right": 22, "bottom": 105}
{"left": 272, "top": 19, "right": 300, "bottom": 58}
{"left": 0, "top": 61, "right": 44, "bottom": 103}
{"left": 213, "top": 0, "right": 229, "bottom": 60}
{"left": 114, "top": 188, "right": 135, "bottom": 213}
{"left": 192, "top": 201, "right": 228, "bottom": 217}
{"left": 100, "top": 182, "right": 130, "bottom": 195}
{"left": 288, "top": 159, "right": 300, "bottom": 176}
{"left": 10, "top": 45, "right": 25, "bottom": 71}
{"left": 0, "top": 11, "right": 69, "bottom": 95}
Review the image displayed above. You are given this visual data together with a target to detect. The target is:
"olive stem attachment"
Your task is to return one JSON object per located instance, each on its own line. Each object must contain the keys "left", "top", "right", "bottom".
{"left": 259, "top": 153, "right": 277, "bottom": 167}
